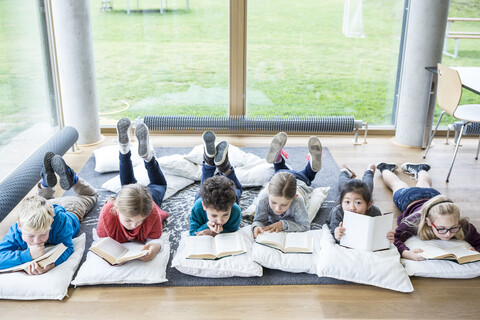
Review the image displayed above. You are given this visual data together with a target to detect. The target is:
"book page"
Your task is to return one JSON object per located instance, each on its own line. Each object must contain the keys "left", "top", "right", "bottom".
{"left": 370, "top": 213, "right": 393, "bottom": 252}
{"left": 37, "top": 243, "right": 67, "bottom": 268}
{"left": 284, "top": 232, "right": 313, "bottom": 253}
{"left": 340, "top": 211, "right": 372, "bottom": 251}
{"left": 185, "top": 235, "right": 216, "bottom": 259}
{"left": 117, "top": 245, "right": 149, "bottom": 263}
{"left": 255, "top": 232, "right": 287, "bottom": 251}
{"left": 416, "top": 239, "right": 479, "bottom": 261}
{"left": 215, "top": 232, "right": 246, "bottom": 258}
{"left": 0, "top": 243, "right": 67, "bottom": 273}
{"left": 91, "top": 237, "right": 128, "bottom": 261}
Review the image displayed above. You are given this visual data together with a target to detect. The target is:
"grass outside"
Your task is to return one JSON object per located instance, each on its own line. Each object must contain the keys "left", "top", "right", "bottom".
{"left": 0, "top": 0, "right": 479, "bottom": 143}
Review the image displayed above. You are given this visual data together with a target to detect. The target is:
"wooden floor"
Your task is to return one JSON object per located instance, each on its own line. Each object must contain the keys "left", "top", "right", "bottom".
{"left": 1, "top": 133, "right": 480, "bottom": 319}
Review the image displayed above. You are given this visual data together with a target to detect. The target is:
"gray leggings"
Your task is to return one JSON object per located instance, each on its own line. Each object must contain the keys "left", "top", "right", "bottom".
{"left": 37, "top": 177, "right": 98, "bottom": 222}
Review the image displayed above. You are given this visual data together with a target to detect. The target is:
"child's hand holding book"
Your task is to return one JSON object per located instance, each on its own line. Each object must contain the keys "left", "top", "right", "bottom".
{"left": 401, "top": 248, "right": 427, "bottom": 261}
{"left": 139, "top": 242, "right": 162, "bottom": 262}
{"left": 24, "top": 260, "right": 56, "bottom": 275}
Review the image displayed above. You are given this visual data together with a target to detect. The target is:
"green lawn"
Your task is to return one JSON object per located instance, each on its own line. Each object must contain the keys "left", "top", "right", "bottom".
{"left": 0, "top": 0, "right": 479, "bottom": 137}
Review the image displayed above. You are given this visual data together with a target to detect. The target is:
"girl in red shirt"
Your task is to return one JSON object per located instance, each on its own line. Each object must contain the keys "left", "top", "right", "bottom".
{"left": 97, "top": 119, "right": 169, "bottom": 261}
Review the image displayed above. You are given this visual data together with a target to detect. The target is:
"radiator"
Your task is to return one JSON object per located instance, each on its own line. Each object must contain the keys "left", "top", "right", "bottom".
{"left": 447, "top": 121, "right": 480, "bottom": 144}
{"left": 144, "top": 115, "right": 367, "bottom": 143}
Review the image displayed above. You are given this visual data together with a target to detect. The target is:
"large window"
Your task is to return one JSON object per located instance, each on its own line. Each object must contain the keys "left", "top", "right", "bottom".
{"left": 247, "top": 0, "right": 404, "bottom": 125}
{"left": 90, "top": 0, "right": 229, "bottom": 124}
{"left": 0, "top": 0, "right": 59, "bottom": 182}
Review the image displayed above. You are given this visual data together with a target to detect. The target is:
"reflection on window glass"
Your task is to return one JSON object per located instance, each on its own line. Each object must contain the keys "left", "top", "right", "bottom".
{"left": 91, "top": 0, "right": 229, "bottom": 123}
{"left": 0, "top": 1, "right": 58, "bottom": 182}
{"left": 247, "top": 0, "right": 403, "bottom": 125}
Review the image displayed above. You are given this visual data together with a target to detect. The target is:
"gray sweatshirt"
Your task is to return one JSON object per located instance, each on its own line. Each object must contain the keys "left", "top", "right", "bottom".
{"left": 251, "top": 192, "right": 310, "bottom": 232}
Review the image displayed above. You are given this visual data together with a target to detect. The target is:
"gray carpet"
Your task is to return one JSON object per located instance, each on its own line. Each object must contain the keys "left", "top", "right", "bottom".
{"left": 67, "top": 146, "right": 351, "bottom": 286}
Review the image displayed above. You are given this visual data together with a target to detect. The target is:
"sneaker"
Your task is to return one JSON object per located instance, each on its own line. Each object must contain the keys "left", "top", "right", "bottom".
{"left": 202, "top": 131, "right": 216, "bottom": 166}
{"left": 116, "top": 118, "right": 132, "bottom": 154}
{"left": 308, "top": 136, "right": 322, "bottom": 172}
{"left": 339, "top": 164, "right": 357, "bottom": 179}
{"left": 266, "top": 132, "right": 288, "bottom": 164}
{"left": 376, "top": 162, "right": 398, "bottom": 173}
{"left": 214, "top": 141, "right": 230, "bottom": 173}
{"left": 51, "top": 155, "right": 77, "bottom": 190}
{"left": 135, "top": 123, "right": 153, "bottom": 161}
{"left": 40, "top": 151, "right": 57, "bottom": 188}
{"left": 401, "top": 162, "right": 431, "bottom": 180}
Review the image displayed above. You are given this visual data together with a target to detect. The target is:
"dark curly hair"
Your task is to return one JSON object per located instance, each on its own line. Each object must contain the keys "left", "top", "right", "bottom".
{"left": 200, "top": 175, "right": 236, "bottom": 212}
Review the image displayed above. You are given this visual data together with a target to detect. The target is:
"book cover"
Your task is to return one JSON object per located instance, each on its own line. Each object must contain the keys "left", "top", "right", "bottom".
{"left": 340, "top": 211, "right": 393, "bottom": 252}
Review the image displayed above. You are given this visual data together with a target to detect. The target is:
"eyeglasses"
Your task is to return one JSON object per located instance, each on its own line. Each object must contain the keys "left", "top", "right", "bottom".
{"left": 431, "top": 221, "right": 461, "bottom": 234}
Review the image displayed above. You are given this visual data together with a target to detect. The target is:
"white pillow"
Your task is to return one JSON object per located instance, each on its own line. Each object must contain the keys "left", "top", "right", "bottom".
{"left": 102, "top": 165, "right": 195, "bottom": 200}
{"left": 235, "top": 156, "right": 274, "bottom": 187}
{"left": 307, "top": 187, "right": 330, "bottom": 222}
{"left": 71, "top": 230, "right": 170, "bottom": 286}
{"left": 252, "top": 229, "right": 323, "bottom": 274}
{"left": 93, "top": 145, "right": 142, "bottom": 173}
{"left": 171, "top": 226, "right": 263, "bottom": 278}
{"left": 157, "top": 154, "right": 202, "bottom": 181}
{"left": 316, "top": 225, "right": 414, "bottom": 293}
{"left": 401, "top": 236, "right": 480, "bottom": 279}
{"left": 0, "top": 234, "right": 86, "bottom": 300}
{"left": 184, "top": 144, "right": 248, "bottom": 167}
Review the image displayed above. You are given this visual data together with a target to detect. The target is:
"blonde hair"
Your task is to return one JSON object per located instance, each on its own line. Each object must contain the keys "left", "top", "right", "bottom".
{"left": 268, "top": 172, "right": 297, "bottom": 200}
{"left": 17, "top": 195, "right": 54, "bottom": 233}
{"left": 111, "top": 184, "right": 153, "bottom": 218}
{"left": 410, "top": 195, "right": 466, "bottom": 240}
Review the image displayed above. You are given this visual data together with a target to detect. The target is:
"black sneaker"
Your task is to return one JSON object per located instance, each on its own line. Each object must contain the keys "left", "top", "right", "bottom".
{"left": 214, "top": 141, "right": 231, "bottom": 173}
{"left": 40, "top": 152, "right": 57, "bottom": 188}
{"left": 202, "top": 131, "right": 216, "bottom": 166}
{"left": 401, "top": 162, "right": 431, "bottom": 180}
{"left": 376, "top": 162, "right": 398, "bottom": 173}
{"left": 51, "top": 155, "right": 78, "bottom": 190}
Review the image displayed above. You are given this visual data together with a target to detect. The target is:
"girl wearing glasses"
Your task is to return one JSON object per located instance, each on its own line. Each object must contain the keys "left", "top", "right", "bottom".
{"left": 377, "top": 161, "right": 480, "bottom": 261}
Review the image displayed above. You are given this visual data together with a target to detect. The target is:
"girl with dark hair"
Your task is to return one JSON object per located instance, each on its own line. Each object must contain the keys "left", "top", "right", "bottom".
{"left": 327, "top": 164, "right": 394, "bottom": 243}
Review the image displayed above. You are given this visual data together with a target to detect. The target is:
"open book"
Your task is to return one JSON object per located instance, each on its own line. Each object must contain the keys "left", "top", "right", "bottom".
{"left": 0, "top": 243, "right": 67, "bottom": 273}
{"left": 406, "top": 237, "right": 480, "bottom": 264}
{"left": 186, "top": 231, "right": 246, "bottom": 260}
{"left": 340, "top": 210, "right": 393, "bottom": 252}
{"left": 90, "top": 237, "right": 148, "bottom": 265}
{"left": 255, "top": 231, "right": 313, "bottom": 254}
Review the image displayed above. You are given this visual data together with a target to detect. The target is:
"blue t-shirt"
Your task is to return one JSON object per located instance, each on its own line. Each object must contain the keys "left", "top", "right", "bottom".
{"left": 0, "top": 204, "right": 80, "bottom": 269}
{"left": 189, "top": 198, "right": 241, "bottom": 236}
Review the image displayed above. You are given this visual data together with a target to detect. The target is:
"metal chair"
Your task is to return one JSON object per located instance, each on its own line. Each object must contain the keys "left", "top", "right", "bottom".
{"left": 423, "top": 63, "right": 480, "bottom": 182}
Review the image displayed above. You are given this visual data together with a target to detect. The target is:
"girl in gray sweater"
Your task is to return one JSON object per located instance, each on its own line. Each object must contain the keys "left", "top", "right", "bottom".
{"left": 252, "top": 132, "right": 322, "bottom": 238}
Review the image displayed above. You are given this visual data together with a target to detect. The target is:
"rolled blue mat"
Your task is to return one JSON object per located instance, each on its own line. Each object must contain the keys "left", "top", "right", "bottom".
{"left": 0, "top": 126, "right": 78, "bottom": 221}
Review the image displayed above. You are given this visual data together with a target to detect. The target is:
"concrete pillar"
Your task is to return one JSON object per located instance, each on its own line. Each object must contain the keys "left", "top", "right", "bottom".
{"left": 50, "top": 0, "right": 102, "bottom": 145}
{"left": 395, "top": 0, "right": 449, "bottom": 147}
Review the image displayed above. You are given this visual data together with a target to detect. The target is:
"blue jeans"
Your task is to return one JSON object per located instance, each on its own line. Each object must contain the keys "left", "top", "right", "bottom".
{"left": 119, "top": 151, "right": 167, "bottom": 207}
{"left": 195, "top": 163, "right": 243, "bottom": 204}
{"left": 393, "top": 187, "right": 441, "bottom": 212}
{"left": 273, "top": 157, "right": 317, "bottom": 186}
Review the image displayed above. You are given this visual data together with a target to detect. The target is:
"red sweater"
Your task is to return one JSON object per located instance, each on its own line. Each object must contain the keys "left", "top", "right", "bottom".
{"left": 97, "top": 201, "right": 169, "bottom": 243}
